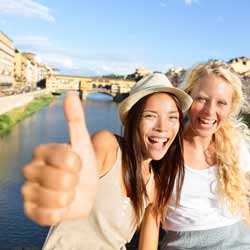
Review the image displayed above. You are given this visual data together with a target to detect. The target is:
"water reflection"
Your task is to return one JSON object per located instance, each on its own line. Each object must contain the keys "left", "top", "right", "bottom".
{"left": 87, "top": 92, "right": 113, "bottom": 101}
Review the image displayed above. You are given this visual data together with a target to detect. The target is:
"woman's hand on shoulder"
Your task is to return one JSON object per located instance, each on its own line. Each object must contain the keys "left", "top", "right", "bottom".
{"left": 91, "top": 130, "right": 119, "bottom": 177}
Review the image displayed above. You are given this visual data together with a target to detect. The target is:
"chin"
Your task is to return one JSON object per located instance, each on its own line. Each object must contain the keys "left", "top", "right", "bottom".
{"left": 151, "top": 152, "right": 167, "bottom": 161}
{"left": 196, "top": 129, "right": 215, "bottom": 137}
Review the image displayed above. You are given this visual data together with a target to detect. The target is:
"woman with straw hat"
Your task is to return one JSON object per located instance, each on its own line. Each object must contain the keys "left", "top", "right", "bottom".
{"left": 22, "top": 72, "right": 192, "bottom": 250}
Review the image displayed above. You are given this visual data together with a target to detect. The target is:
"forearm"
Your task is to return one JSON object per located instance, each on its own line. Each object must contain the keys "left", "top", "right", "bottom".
{"left": 139, "top": 205, "right": 160, "bottom": 250}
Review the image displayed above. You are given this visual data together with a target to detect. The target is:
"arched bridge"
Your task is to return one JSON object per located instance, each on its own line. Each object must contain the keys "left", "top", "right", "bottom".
{"left": 46, "top": 75, "right": 135, "bottom": 100}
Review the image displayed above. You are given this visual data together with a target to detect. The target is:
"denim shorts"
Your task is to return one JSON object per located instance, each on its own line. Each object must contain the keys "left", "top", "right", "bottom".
{"left": 159, "top": 221, "right": 250, "bottom": 250}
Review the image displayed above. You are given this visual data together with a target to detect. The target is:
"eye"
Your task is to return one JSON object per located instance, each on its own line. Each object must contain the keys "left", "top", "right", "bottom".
{"left": 196, "top": 97, "right": 206, "bottom": 103}
{"left": 218, "top": 100, "right": 227, "bottom": 106}
{"left": 142, "top": 113, "right": 156, "bottom": 119}
{"left": 169, "top": 116, "right": 179, "bottom": 121}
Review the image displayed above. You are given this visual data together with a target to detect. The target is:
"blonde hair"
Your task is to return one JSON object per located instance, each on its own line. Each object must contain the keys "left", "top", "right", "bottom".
{"left": 184, "top": 60, "right": 250, "bottom": 217}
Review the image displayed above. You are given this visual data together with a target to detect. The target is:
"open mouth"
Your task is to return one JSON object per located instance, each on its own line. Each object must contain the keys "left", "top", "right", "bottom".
{"left": 199, "top": 118, "right": 216, "bottom": 126}
{"left": 148, "top": 136, "right": 168, "bottom": 146}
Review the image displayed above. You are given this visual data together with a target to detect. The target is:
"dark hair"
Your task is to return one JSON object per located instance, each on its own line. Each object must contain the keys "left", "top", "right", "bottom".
{"left": 121, "top": 93, "right": 185, "bottom": 225}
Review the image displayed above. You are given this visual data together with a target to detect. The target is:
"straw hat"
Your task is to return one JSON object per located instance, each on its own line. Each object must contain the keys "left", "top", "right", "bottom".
{"left": 119, "top": 72, "right": 193, "bottom": 124}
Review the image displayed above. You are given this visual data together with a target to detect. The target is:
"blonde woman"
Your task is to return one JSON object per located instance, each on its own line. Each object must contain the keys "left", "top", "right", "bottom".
{"left": 139, "top": 60, "right": 250, "bottom": 250}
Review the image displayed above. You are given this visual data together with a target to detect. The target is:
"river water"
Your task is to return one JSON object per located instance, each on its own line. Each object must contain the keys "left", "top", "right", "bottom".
{"left": 0, "top": 94, "right": 123, "bottom": 249}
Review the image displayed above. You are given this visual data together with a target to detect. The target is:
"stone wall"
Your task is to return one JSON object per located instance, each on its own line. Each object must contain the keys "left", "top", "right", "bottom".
{"left": 0, "top": 89, "right": 50, "bottom": 115}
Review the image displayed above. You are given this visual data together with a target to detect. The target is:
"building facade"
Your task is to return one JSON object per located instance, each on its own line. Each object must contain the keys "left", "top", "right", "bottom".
{"left": 0, "top": 31, "right": 15, "bottom": 90}
{"left": 228, "top": 57, "right": 250, "bottom": 78}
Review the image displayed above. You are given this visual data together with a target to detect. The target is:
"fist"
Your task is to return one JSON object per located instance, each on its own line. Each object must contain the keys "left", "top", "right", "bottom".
{"left": 22, "top": 144, "right": 81, "bottom": 225}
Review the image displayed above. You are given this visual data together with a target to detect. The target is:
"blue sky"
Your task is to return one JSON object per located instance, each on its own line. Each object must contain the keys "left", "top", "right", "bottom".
{"left": 0, "top": 0, "right": 249, "bottom": 76}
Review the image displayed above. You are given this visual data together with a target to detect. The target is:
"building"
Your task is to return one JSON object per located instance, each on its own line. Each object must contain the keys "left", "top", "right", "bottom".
{"left": 22, "top": 52, "right": 39, "bottom": 86}
{"left": 228, "top": 57, "right": 250, "bottom": 78}
{"left": 13, "top": 50, "right": 27, "bottom": 89}
{"left": 0, "top": 31, "right": 15, "bottom": 90}
{"left": 14, "top": 51, "right": 37, "bottom": 90}
{"left": 166, "top": 67, "right": 186, "bottom": 86}
{"left": 126, "top": 67, "right": 151, "bottom": 81}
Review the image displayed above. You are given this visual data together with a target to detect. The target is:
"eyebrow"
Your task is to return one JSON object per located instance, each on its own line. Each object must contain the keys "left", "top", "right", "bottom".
{"left": 198, "top": 94, "right": 228, "bottom": 102}
{"left": 169, "top": 110, "right": 179, "bottom": 114}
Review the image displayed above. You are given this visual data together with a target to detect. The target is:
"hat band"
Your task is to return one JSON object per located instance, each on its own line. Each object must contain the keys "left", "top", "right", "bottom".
{"left": 131, "top": 83, "right": 171, "bottom": 94}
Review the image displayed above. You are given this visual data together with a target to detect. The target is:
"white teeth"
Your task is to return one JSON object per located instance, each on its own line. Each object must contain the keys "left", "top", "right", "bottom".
{"left": 200, "top": 118, "right": 216, "bottom": 124}
{"left": 149, "top": 137, "right": 167, "bottom": 143}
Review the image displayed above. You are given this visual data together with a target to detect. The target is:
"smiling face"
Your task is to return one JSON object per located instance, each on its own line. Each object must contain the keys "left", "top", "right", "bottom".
{"left": 188, "top": 74, "right": 233, "bottom": 138}
{"left": 139, "top": 93, "right": 180, "bottom": 161}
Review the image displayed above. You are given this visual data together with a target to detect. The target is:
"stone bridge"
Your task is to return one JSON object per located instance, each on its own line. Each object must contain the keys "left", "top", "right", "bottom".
{"left": 46, "top": 75, "right": 135, "bottom": 100}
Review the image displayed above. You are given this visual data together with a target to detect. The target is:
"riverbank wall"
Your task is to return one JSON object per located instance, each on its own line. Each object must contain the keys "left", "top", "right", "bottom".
{"left": 0, "top": 89, "right": 51, "bottom": 115}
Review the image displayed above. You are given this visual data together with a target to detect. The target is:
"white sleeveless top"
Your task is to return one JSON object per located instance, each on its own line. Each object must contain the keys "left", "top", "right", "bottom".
{"left": 165, "top": 142, "right": 250, "bottom": 232}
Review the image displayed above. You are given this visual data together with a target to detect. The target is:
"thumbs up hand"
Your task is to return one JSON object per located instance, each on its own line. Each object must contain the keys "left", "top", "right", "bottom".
{"left": 22, "top": 93, "right": 98, "bottom": 226}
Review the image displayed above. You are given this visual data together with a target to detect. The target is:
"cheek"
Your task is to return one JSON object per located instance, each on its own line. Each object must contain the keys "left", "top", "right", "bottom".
{"left": 218, "top": 110, "right": 230, "bottom": 122}
{"left": 168, "top": 122, "right": 180, "bottom": 140}
{"left": 188, "top": 104, "right": 203, "bottom": 122}
{"left": 173, "top": 123, "right": 180, "bottom": 137}
{"left": 189, "top": 103, "right": 201, "bottom": 115}
{"left": 139, "top": 119, "right": 155, "bottom": 133}
{"left": 138, "top": 122, "right": 149, "bottom": 140}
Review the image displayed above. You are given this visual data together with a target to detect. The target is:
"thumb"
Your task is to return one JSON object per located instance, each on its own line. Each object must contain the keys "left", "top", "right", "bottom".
{"left": 63, "top": 92, "right": 98, "bottom": 219}
{"left": 64, "top": 92, "right": 91, "bottom": 154}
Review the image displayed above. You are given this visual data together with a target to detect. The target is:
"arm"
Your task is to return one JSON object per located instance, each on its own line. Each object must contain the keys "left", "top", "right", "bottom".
{"left": 22, "top": 93, "right": 100, "bottom": 226}
{"left": 91, "top": 130, "right": 119, "bottom": 177}
{"left": 242, "top": 201, "right": 250, "bottom": 227}
{"left": 139, "top": 204, "right": 161, "bottom": 250}
{"left": 242, "top": 171, "right": 250, "bottom": 227}
{"left": 239, "top": 142, "right": 250, "bottom": 226}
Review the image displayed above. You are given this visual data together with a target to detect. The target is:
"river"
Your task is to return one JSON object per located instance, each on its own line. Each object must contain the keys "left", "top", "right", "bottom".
{"left": 0, "top": 93, "right": 125, "bottom": 250}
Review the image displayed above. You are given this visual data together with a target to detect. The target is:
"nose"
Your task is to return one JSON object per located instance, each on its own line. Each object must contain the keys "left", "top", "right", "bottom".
{"left": 154, "top": 117, "right": 168, "bottom": 131}
{"left": 203, "top": 100, "right": 216, "bottom": 115}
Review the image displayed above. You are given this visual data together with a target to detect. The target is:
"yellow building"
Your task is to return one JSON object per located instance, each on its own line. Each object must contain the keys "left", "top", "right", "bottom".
{"left": 38, "top": 63, "right": 56, "bottom": 81}
{"left": 13, "top": 50, "right": 26, "bottom": 89}
{"left": 46, "top": 74, "right": 135, "bottom": 96}
{"left": 228, "top": 57, "right": 250, "bottom": 78}
{"left": 14, "top": 51, "right": 37, "bottom": 89}
{"left": 22, "top": 52, "right": 39, "bottom": 86}
{"left": 135, "top": 67, "right": 151, "bottom": 79}
{"left": 14, "top": 51, "right": 52, "bottom": 90}
{"left": 0, "top": 31, "right": 15, "bottom": 90}
{"left": 46, "top": 74, "right": 80, "bottom": 92}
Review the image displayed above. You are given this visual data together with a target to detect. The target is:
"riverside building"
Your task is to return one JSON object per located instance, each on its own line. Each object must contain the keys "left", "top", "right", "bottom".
{"left": 0, "top": 31, "right": 15, "bottom": 91}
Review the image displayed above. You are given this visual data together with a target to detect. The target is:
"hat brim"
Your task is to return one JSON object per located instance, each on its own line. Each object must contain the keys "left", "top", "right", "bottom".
{"left": 119, "top": 87, "right": 192, "bottom": 124}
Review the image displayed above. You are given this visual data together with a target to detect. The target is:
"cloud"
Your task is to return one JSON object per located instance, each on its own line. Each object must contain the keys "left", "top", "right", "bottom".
{"left": 77, "top": 59, "right": 142, "bottom": 76}
{"left": 41, "top": 53, "right": 75, "bottom": 69}
{"left": 184, "top": 0, "right": 199, "bottom": 6}
{"left": 13, "top": 35, "right": 51, "bottom": 46}
{"left": 22, "top": 48, "right": 144, "bottom": 76}
{"left": 0, "top": 0, "right": 55, "bottom": 22}
{"left": 160, "top": 1, "right": 167, "bottom": 7}
{"left": 13, "top": 35, "right": 146, "bottom": 76}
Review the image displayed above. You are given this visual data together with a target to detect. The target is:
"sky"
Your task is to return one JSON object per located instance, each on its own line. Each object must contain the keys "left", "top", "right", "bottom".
{"left": 0, "top": 0, "right": 249, "bottom": 76}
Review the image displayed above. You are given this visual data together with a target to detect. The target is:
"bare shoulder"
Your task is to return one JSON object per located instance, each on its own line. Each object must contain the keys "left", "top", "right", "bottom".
{"left": 92, "top": 130, "right": 118, "bottom": 149}
{"left": 91, "top": 130, "right": 120, "bottom": 176}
